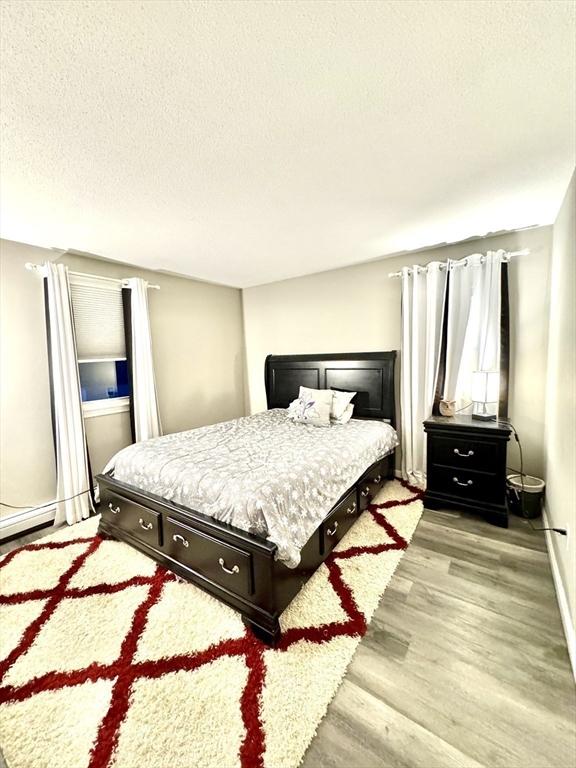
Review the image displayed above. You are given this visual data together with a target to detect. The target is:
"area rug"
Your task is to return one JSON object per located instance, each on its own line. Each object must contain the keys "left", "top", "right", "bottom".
{"left": 0, "top": 479, "right": 422, "bottom": 768}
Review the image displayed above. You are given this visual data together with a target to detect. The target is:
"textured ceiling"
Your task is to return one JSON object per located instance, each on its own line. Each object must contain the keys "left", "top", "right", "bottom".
{"left": 1, "top": 1, "right": 574, "bottom": 287}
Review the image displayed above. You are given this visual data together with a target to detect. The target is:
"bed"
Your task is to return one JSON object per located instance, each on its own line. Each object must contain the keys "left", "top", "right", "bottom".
{"left": 96, "top": 351, "right": 398, "bottom": 645}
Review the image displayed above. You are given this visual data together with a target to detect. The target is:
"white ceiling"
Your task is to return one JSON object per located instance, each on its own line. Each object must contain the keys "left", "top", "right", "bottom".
{"left": 1, "top": 1, "right": 574, "bottom": 288}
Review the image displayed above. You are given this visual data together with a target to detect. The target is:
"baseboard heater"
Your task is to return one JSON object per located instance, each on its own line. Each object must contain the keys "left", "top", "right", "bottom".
{"left": 0, "top": 505, "right": 56, "bottom": 542}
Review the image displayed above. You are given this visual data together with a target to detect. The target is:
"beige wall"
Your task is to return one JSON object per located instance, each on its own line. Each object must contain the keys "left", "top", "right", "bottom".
{"left": 0, "top": 240, "right": 246, "bottom": 515}
{"left": 0, "top": 240, "right": 56, "bottom": 515}
{"left": 544, "top": 171, "right": 576, "bottom": 639}
{"left": 243, "top": 227, "right": 553, "bottom": 477}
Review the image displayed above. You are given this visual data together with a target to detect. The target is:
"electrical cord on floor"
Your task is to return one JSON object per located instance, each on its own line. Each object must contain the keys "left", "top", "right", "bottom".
{"left": 0, "top": 489, "right": 92, "bottom": 512}
{"left": 501, "top": 419, "right": 567, "bottom": 536}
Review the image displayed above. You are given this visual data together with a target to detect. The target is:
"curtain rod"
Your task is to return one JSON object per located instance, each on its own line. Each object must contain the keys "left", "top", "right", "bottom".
{"left": 24, "top": 262, "right": 161, "bottom": 290}
{"left": 387, "top": 249, "right": 529, "bottom": 279}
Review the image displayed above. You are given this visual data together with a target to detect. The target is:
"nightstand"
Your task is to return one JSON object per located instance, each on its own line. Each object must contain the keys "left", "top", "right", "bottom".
{"left": 423, "top": 415, "right": 512, "bottom": 527}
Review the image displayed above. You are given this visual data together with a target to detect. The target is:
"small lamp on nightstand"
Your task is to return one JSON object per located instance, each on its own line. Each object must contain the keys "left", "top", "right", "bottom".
{"left": 472, "top": 370, "right": 499, "bottom": 421}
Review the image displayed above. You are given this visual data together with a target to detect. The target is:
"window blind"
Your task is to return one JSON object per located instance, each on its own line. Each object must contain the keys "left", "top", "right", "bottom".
{"left": 70, "top": 277, "right": 127, "bottom": 361}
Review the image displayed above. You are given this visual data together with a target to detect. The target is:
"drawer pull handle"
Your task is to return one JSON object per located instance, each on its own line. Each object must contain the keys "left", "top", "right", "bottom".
{"left": 346, "top": 502, "right": 357, "bottom": 515}
{"left": 218, "top": 557, "right": 239, "bottom": 575}
{"left": 453, "top": 477, "right": 473, "bottom": 487}
{"left": 108, "top": 502, "right": 120, "bottom": 515}
{"left": 373, "top": 475, "right": 382, "bottom": 483}
{"left": 138, "top": 518, "right": 153, "bottom": 531}
{"left": 454, "top": 448, "right": 474, "bottom": 457}
{"left": 327, "top": 521, "right": 339, "bottom": 537}
{"left": 360, "top": 486, "right": 370, "bottom": 498}
{"left": 172, "top": 534, "right": 189, "bottom": 548}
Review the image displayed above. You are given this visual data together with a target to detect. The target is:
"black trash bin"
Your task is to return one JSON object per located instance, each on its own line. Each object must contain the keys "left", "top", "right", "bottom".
{"left": 506, "top": 474, "right": 545, "bottom": 519}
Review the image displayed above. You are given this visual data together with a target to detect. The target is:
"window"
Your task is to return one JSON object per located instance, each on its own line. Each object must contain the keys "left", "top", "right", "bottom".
{"left": 79, "top": 359, "right": 130, "bottom": 401}
{"left": 69, "top": 274, "right": 131, "bottom": 418}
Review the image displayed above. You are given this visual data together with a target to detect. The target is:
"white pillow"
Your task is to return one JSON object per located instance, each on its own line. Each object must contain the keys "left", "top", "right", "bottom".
{"left": 299, "top": 386, "right": 356, "bottom": 421}
{"left": 331, "top": 390, "right": 356, "bottom": 420}
{"left": 332, "top": 403, "right": 354, "bottom": 424}
{"left": 287, "top": 389, "right": 332, "bottom": 427}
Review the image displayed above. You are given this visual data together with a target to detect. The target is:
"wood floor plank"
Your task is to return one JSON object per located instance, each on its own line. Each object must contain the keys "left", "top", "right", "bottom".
{"left": 380, "top": 583, "right": 575, "bottom": 714}
{"left": 399, "top": 557, "right": 565, "bottom": 635}
{"left": 301, "top": 507, "right": 576, "bottom": 768}
{"left": 308, "top": 678, "right": 485, "bottom": 768}
{"left": 422, "top": 508, "right": 548, "bottom": 553}
{"left": 347, "top": 642, "right": 573, "bottom": 768}
{"left": 447, "top": 557, "right": 557, "bottom": 604}
{"left": 400, "top": 545, "right": 453, "bottom": 573}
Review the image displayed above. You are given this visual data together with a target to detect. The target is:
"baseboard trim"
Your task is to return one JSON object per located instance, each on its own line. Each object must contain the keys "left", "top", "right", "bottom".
{"left": 0, "top": 505, "right": 56, "bottom": 542}
{"left": 543, "top": 505, "right": 576, "bottom": 681}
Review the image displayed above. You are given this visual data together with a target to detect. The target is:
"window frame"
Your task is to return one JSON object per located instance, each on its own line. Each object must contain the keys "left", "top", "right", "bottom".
{"left": 69, "top": 273, "right": 132, "bottom": 419}
{"left": 82, "top": 394, "right": 131, "bottom": 419}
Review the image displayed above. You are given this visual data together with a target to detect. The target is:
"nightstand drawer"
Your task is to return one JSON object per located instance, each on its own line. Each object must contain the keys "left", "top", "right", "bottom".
{"left": 429, "top": 435, "right": 499, "bottom": 473}
{"left": 427, "top": 466, "right": 502, "bottom": 504}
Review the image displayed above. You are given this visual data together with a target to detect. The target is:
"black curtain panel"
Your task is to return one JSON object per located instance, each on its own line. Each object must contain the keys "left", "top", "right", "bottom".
{"left": 43, "top": 277, "right": 96, "bottom": 508}
{"left": 43, "top": 278, "right": 57, "bottom": 456}
{"left": 499, "top": 262, "right": 510, "bottom": 417}
{"left": 122, "top": 287, "right": 136, "bottom": 444}
{"left": 432, "top": 273, "right": 450, "bottom": 414}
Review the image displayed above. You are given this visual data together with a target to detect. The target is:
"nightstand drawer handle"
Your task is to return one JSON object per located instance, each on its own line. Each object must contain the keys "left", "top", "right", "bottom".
{"left": 454, "top": 448, "right": 474, "bottom": 457}
{"left": 172, "top": 534, "right": 189, "bottom": 548}
{"left": 139, "top": 518, "right": 153, "bottom": 531}
{"left": 360, "top": 486, "right": 370, "bottom": 498}
{"left": 108, "top": 502, "right": 120, "bottom": 515}
{"left": 453, "top": 477, "right": 473, "bottom": 487}
{"left": 346, "top": 502, "right": 357, "bottom": 515}
{"left": 218, "top": 557, "right": 239, "bottom": 575}
{"left": 327, "top": 521, "right": 339, "bottom": 537}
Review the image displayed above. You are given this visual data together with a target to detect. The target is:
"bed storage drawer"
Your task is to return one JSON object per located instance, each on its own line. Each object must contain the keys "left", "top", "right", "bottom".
{"left": 101, "top": 491, "right": 162, "bottom": 548}
{"left": 165, "top": 516, "right": 254, "bottom": 599}
{"left": 358, "top": 459, "right": 387, "bottom": 512}
{"left": 320, "top": 488, "right": 358, "bottom": 555}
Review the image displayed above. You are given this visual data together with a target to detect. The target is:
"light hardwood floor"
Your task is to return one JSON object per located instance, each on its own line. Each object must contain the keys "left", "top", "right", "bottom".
{"left": 1, "top": 509, "right": 574, "bottom": 768}
{"left": 302, "top": 507, "right": 576, "bottom": 768}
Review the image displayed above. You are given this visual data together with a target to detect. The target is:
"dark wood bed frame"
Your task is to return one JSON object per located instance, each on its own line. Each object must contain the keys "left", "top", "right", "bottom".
{"left": 96, "top": 351, "right": 397, "bottom": 645}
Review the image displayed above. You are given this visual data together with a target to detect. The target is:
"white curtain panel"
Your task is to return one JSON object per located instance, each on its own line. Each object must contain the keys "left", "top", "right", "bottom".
{"left": 444, "top": 251, "right": 503, "bottom": 409}
{"left": 476, "top": 251, "right": 503, "bottom": 370}
{"left": 124, "top": 278, "right": 162, "bottom": 442}
{"left": 45, "top": 263, "right": 94, "bottom": 525}
{"left": 443, "top": 254, "right": 481, "bottom": 402}
{"left": 401, "top": 262, "right": 447, "bottom": 485}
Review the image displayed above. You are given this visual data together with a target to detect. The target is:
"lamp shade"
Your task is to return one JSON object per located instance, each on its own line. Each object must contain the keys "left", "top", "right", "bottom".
{"left": 472, "top": 370, "right": 500, "bottom": 403}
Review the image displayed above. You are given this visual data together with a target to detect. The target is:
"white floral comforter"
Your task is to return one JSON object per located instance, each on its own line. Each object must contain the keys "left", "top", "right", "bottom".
{"left": 105, "top": 409, "right": 398, "bottom": 567}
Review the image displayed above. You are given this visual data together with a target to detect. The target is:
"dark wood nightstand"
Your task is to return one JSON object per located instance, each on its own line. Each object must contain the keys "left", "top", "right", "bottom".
{"left": 424, "top": 415, "right": 512, "bottom": 527}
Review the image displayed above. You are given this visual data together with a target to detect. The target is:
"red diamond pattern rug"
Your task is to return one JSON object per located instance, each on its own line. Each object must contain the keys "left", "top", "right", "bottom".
{"left": 0, "top": 479, "right": 422, "bottom": 768}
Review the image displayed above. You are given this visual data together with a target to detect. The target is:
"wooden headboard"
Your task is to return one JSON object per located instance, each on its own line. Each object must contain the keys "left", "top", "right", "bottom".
{"left": 264, "top": 351, "right": 397, "bottom": 427}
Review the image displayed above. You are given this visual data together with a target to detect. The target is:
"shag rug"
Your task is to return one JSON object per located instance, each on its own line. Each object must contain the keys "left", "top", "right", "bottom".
{"left": 0, "top": 479, "right": 422, "bottom": 768}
